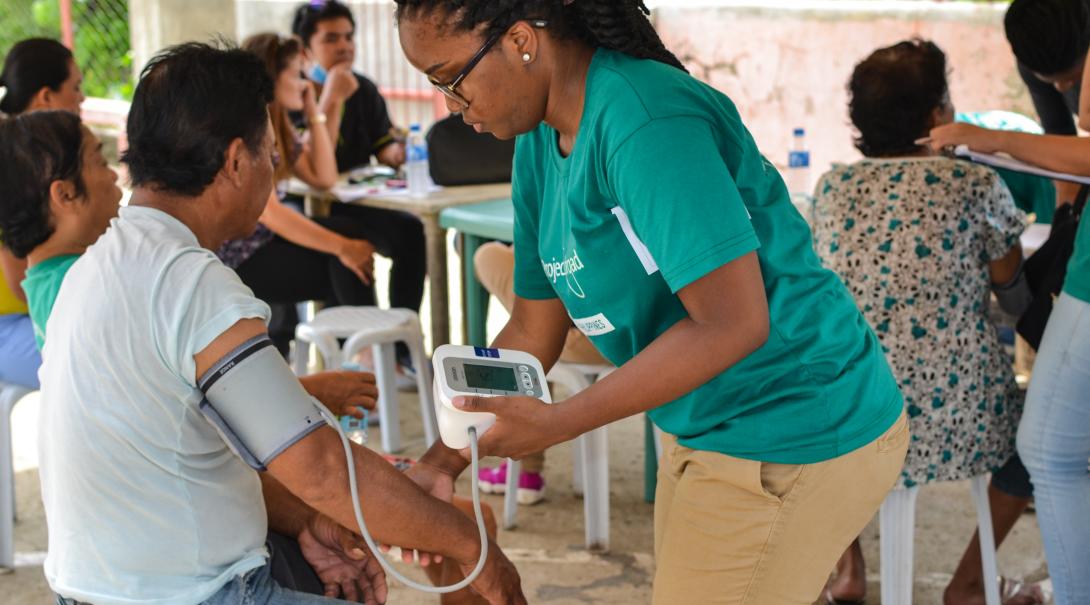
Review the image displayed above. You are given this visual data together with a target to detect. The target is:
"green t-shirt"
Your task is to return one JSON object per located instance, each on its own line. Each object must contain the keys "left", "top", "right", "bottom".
{"left": 21, "top": 254, "right": 79, "bottom": 349}
{"left": 1064, "top": 214, "right": 1090, "bottom": 303}
{"left": 512, "top": 49, "right": 903, "bottom": 464}
{"left": 990, "top": 166, "right": 1055, "bottom": 225}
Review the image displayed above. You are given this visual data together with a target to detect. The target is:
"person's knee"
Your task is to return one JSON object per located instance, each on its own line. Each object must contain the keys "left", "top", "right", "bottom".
{"left": 473, "top": 243, "right": 515, "bottom": 309}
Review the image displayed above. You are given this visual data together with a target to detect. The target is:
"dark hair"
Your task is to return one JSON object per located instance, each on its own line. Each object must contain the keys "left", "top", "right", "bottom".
{"left": 1006, "top": 0, "right": 1090, "bottom": 76}
{"left": 0, "top": 111, "right": 85, "bottom": 258}
{"left": 243, "top": 32, "right": 304, "bottom": 181}
{"left": 393, "top": 0, "right": 686, "bottom": 72}
{"left": 849, "top": 39, "right": 949, "bottom": 158}
{"left": 292, "top": 0, "right": 356, "bottom": 46}
{"left": 0, "top": 38, "right": 74, "bottom": 116}
{"left": 122, "top": 41, "right": 274, "bottom": 197}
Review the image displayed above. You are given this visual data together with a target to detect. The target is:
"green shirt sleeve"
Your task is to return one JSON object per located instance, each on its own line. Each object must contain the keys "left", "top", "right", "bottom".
{"left": 606, "top": 116, "right": 761, "bottom": 293}
{"left": 512, "top": 137, "right": 558, "bottom": 300}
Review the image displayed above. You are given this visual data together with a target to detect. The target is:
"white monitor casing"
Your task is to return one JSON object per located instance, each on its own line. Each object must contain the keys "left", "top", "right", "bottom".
{"left": 431, "top": 344, "right": 552, "bottom": 449}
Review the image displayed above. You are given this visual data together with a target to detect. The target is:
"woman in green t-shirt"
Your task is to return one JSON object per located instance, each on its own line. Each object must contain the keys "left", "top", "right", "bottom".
{"left": 395, "top": 2, "right": 907, "bottom": 602}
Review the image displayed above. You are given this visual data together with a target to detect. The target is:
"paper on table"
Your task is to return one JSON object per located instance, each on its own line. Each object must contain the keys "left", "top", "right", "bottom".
{"left": 954, "top": 145, "right": 1090, "bottom": 185}
{"left": 330, "top": 182, "right": 442, "bottom": 202}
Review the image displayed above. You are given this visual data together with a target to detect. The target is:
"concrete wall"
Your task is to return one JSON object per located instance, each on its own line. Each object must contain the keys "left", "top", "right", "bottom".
{"left": 651, "top": 0, "right": 1029, "bottom": 183}
{"left": 133, "top": 0, "right": 1035, "bottom": 182}
{"left": 129, "top": 0, "right": 238, "bottom": 75}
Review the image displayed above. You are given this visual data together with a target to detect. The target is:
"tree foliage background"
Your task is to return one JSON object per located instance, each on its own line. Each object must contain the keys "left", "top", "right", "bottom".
{"left": 0, "top": 0, "right": 132, "bottom": 100}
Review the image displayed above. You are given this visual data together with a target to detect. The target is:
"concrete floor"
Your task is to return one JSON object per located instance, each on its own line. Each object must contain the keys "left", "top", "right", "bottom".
{"left": 1, "top": 386, "right": 1050, "bottom": 605}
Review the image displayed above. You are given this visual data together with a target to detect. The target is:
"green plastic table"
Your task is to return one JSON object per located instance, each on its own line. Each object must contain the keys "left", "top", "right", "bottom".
{"left": 439, "top": 199, "right": 515, "bottom": 348}
{"left": 439, "top": 199, "right": 660, "bottom": 503}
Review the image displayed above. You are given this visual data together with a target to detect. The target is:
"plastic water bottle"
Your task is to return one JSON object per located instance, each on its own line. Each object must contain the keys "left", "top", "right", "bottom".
{"left": 406, "top": 123, "right": 430, "bottom": 198}
{"left": 340, "top": 408, "right": 370, "bottom": 445}
{"left": 785, "top": 127, "right": 812, "bottom": 197}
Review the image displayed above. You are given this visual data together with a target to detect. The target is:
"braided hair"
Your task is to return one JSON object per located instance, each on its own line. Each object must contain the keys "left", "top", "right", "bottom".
{"left": 393, "top": 0, "right": 687, "bottom": 73}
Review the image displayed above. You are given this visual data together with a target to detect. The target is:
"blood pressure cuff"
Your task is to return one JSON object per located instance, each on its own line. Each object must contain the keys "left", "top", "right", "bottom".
{"left": 198, "top": 335, "right": 325, "bottom": 470}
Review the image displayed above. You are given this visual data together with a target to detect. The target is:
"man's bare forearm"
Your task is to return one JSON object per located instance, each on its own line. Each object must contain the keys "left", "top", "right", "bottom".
{"left": 269, "top": 427, "right": 483, "bottom": 564}
{"left": 260, "top": 474, "right": 314, "bottom": 537}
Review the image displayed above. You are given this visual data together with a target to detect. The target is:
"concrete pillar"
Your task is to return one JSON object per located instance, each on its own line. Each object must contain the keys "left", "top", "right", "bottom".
{"left": 128, "top": 0, "right": 238, "bottom": 76}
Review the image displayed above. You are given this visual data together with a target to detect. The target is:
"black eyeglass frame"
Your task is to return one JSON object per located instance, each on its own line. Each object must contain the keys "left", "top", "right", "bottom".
{"left": 429, "top": 19, "right": 549, "bottom": 108}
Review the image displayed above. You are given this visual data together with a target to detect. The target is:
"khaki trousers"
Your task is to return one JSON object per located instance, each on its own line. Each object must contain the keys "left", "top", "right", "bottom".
{"left": 653, "top": 412, "right": 908, "bottom": 604}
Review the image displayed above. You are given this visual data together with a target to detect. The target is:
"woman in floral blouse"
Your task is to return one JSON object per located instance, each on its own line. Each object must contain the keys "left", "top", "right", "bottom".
{"left": 814, "top": 40, "right": 1042, "bottom": 605}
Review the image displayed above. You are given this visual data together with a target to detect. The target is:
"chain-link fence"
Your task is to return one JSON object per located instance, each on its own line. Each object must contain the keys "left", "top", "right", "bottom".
{"left": 1, "top": 0, "right": 132, "bottom": 100}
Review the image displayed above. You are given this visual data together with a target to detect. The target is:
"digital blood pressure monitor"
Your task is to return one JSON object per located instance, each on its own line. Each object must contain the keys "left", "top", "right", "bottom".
{"left": 432, "top": 345, "right": 552, "bottom": 449}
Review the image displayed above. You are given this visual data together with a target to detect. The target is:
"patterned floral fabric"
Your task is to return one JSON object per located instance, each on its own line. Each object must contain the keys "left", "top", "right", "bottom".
{"left": 216, "top": 134, "right": 304, "bottom": 269}
{"left": 216, "top": 223, "right": 276, "bottom": 270}
{"left": 813, "top": 157, "right": 1027, "bottom": 487}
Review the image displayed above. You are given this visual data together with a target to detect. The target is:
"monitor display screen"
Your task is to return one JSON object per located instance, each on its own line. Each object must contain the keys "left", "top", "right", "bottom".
{"left": 463, "top": 363, "right": 518, "bottom": 391}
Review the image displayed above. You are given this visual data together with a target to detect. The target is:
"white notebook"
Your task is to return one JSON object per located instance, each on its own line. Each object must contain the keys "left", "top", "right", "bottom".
{"left": 954, "top": 145, "right": 1090, "bottom": 185}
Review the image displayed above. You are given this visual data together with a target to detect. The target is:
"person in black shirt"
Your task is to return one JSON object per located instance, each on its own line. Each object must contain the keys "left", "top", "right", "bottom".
{"left": 293, "top": 0, "right": 406, "bottom": 170}
{"left": 1008, "top": 0, "right": 1090, "bottom": 204}
{"left": 283, "top": 1, "right": 425, "bottom": 371}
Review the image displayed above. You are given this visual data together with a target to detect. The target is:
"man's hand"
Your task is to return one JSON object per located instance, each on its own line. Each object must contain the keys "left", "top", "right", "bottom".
{"left": 462, "top": 539, "right": 528, "bottom": 605}
{"left": 337, "top": 238, "right": 377, "bottom": 285}
{"left": 300, "top": 370, "right": 378, "bottom": 418}
{"left": 323, "top": 63, "right": 360, "bottom": 105}
{"left": 298, "top": 513, "right": 388, "bottom": 604}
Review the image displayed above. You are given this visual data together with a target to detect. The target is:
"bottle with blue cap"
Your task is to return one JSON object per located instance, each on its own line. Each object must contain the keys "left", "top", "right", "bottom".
{"left": 406, "top": 123, "right": 430, "bottom": 197}
{"left": 785, "top": 127, "right": 813, "bottom": 223}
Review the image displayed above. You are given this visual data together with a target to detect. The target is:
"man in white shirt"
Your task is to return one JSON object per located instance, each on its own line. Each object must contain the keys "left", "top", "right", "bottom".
{"left": 37, "top": 42, "right": 524, "bottom": 605}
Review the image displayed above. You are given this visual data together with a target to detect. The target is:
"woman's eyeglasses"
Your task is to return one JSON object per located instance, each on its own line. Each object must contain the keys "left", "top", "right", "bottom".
{"left": 429, "top": 20, "right": 548, "bottom": 108}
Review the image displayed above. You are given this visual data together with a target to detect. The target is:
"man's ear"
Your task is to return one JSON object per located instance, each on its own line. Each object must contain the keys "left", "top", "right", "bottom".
{"left": 222, "top": 138, "right": 247, "bottom": 188}
{"left": 48, "top": 179, "right": 79, "bottom": 216}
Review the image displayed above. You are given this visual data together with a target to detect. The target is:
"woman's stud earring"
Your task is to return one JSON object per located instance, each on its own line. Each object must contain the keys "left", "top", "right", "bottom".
{"left": 522, "top": 53, "right": 532, "bottom": 62}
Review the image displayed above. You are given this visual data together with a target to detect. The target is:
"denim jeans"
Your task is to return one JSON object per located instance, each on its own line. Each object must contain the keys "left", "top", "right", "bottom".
{"left": 0, "top": 314, "right": 40, "bottom": 389}
{"left": 52, "top": 533, "right": 337, "bottom": 605}
{"left": 201, "top": 563, "right": 351, "bottom": 605}
{"left": 1018, "top": 292, "right": 1090, "bottom": 605}
{"left": 55, "top": 563, "right": 348, "bottom": 605}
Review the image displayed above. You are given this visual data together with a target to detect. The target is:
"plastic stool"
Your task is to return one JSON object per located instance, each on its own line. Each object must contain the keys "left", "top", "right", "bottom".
{"left": 879, "top": 475, "right": 1000, "bottom": 605}
{"left": 502, "top": 363, "right": 614, "bottom": 551}
{"left": 0, "top": 382, "right": 31, "bottom": 571}
{"left": 294, "top": 307, "right": 438, "bottom": 453}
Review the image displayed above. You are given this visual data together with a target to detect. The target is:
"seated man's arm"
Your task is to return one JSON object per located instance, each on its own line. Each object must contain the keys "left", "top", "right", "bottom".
{"left": 194, "top": 319, "right": 524, "bottom": 604}
{"left": 260, "top": 474, "right": 388, "bottom": 604}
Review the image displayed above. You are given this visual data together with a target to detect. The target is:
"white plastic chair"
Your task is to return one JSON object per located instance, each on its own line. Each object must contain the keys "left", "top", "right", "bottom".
{"left": 879, "top": 475, "right": 1000, "bottom": 605}
{"left": 0, "top": 381, "right": 31, "bottom": 571}
{"left": 293, "top": 306, "right": 438, "bottom": 453}
{"left": 502, "top": 363, "right": 614, "bottom": 551}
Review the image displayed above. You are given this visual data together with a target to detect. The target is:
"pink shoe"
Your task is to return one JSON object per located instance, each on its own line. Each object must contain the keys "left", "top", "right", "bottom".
{"left": 478, "top": 462, "right": 508, "bottom": 494}
{"left": 516, "top": 471, "right": 546, "bottom": 505}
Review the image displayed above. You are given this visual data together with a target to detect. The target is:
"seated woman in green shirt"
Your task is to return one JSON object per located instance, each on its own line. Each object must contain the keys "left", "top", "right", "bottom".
{"left": 392, "top": 1, "right": 907, "bottom": 602}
